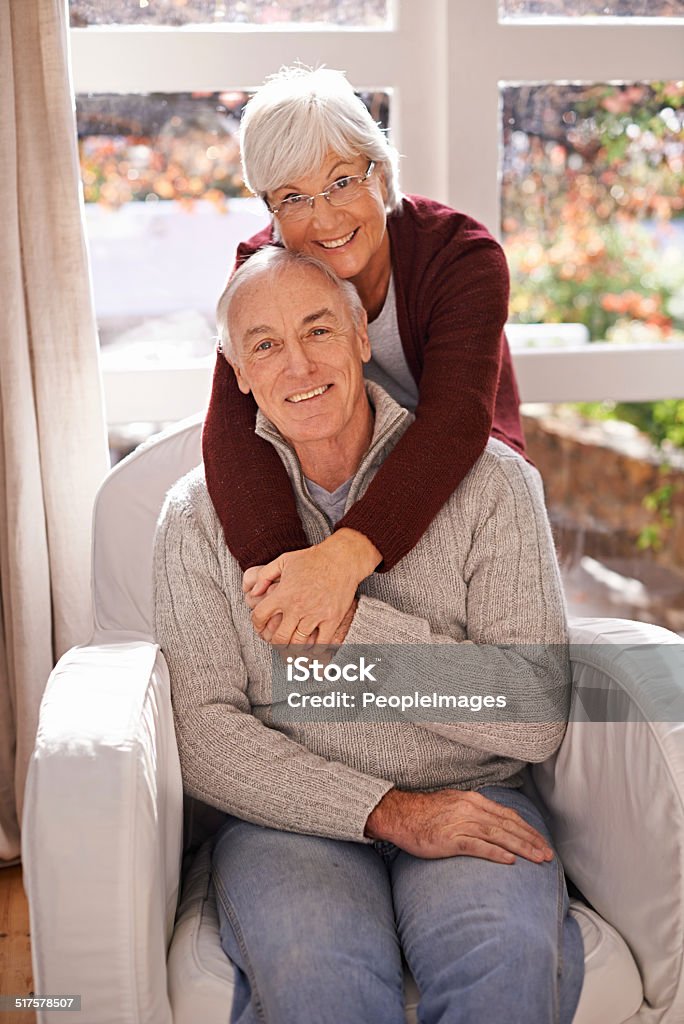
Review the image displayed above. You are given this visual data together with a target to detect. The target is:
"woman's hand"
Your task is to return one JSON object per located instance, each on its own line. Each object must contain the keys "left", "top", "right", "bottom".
{"left": 243, "top": 528, "right": 381, "bottom": 646}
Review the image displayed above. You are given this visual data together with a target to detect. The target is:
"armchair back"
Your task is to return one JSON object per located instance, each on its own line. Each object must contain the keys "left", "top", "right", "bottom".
{"left": 92, "top": 416, "right": 203, "bottom": 637}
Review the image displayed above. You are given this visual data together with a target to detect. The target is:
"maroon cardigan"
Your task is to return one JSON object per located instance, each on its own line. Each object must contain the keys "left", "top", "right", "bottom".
{"left": 202, "top": 194, "right": 525, "bottom": 572}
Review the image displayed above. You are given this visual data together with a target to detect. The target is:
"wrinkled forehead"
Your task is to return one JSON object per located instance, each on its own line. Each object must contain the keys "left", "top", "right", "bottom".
{"left": 229, "top": 261, "right": 351, "bottom": 337}
{"left": 268, "top": 148, "right": 361, "bottom": 195}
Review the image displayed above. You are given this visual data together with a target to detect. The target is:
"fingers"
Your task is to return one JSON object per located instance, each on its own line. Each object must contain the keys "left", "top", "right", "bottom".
{"left": 242, "top": 566, "right": 262, "bottom": 593}
{"left": 439, "top": 836, "right": 517, "bottom": 865}
{"left": 466, "top": 792, "right": 551, "bottom": 852}
{"left": 314, "top": 621, "right": 339, "bottom": 647}
{"left": 420, "top": 810, "right": 553, "bottom": 864}
{"left": 489, "top": 807, "right": 550, "bottom": 852}
{"left": 251, "top": 593, "right": 284, "bottom": 633}
{"left": 252, "top": 599, "right": 340, "bottom": 648}
{"left": 244, "top": 581, "right": 279, "bottom": 611}
{"left": 286, "top": 617, "right": 323, "bottom": 646}
{"left": 260, "top": 613, "right": 282, "bottom": 644}
{"left": 269, "top": 613, "right": 304, "bottom": 647}
{"left": 242, "top": 560, "right": 282, "bottom": 596}
{"left": 465, "top": 818, "right": 553, "bottom": 863}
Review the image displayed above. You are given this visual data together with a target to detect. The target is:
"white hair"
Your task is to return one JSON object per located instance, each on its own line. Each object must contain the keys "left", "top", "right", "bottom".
{"left": 240, "top": 65, "right": 401, "bottom": 214}
{"left": 217, "top": 246, "right": 367, "bottom": 363}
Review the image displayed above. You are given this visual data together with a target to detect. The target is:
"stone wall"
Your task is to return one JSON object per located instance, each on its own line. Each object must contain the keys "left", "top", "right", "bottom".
{"left": 522, "top": 408, "right": 684, "bottom": 574}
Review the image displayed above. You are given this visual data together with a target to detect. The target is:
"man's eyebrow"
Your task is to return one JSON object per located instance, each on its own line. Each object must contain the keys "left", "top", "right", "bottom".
{"left": 301, "top": 307, "right": 339, "bottom": 327}
{"left": 243, "top": 324, "right": 275, "bottom": 340}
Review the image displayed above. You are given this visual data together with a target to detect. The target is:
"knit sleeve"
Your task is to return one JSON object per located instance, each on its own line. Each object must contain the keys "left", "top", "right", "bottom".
{"left": 336, "top": 233, "right": 522, "bottom": 570}
{"left": 201, "top": 230, "right": 310, "bottom": 571}
{"left": 153, "top": 483, "right": 393, "bottom": 841}
{"left": 341, "top": 456, "right": 570, "bottom": 764}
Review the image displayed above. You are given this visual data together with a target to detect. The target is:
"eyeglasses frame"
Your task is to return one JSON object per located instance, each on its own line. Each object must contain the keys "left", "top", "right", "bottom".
{"left": 266, "top": 161, "right": 376, "bottom": 220}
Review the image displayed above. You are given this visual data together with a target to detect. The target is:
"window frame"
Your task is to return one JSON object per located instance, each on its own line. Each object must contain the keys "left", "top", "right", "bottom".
{"left": 70, "top": 0, "right": 684, "bottom": 423}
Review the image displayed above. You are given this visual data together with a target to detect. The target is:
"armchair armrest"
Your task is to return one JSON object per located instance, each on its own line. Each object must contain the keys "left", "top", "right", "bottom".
{"left": 22, "top": 635, "right": 184, "bottom": 1024}
{"left": 531, "top": 617, "right": 684, "bottom": 1020}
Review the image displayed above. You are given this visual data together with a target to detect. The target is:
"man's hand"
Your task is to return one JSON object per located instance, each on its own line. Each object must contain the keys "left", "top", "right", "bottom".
{"left": 243, "top": 529, "right": 380, "bottom": 646}
{"left": 330, "top": 599, "right": 358, "bottom": 645}
{"left": 246, "top": 584, "right": 358, "bottom": 650}
{"left": 365, "top": 788, "right": 554, "bottom": 864}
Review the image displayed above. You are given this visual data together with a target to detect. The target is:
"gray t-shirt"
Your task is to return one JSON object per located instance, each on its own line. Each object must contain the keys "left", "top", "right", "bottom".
{"left": 304, "top": 476, "right": 353, "bottom": 526}
{"left": 364, "top": 274, "right": 419, "bottom": 412}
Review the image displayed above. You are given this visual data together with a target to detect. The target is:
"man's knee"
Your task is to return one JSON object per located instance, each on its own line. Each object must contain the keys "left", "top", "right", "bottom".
{"left": 248, "top": 941, "right": 404, "bottom": 1024}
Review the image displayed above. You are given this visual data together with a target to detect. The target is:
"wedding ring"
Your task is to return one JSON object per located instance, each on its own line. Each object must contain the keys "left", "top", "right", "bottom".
{"left": 294, "top": 627, "right": 310, "bottom": 639}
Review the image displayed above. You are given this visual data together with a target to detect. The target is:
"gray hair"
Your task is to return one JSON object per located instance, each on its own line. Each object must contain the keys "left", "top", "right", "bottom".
{"left": 217, "top": 246, "right": 367, "bottom": 363}
{"left": 240, "top": 65, "right": 401, "bottom": 214}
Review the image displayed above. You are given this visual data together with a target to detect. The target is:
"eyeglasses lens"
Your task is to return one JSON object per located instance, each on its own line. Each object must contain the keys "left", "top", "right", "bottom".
{"left": 278, "top": 176, "right": 365, "bottom": 222}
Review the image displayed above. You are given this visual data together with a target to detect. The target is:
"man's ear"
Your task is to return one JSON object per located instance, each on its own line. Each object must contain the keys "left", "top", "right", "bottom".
{"left": 356, "top": 310, "right": 371, "bottom": 364}
{"left": 227, "top": 356, "right": 251, "bottom": 395}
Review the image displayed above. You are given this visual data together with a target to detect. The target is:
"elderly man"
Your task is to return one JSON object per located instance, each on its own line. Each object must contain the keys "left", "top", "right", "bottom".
{"left": 154, "top": 247, "right": 584, "bottom": 1024}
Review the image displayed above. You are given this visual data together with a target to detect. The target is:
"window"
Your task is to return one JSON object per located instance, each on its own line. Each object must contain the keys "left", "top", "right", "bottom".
{"left": 70, "top": 0, "right": 390, "bottom": 28}
{"left": 500, "top": 0, "right": 684, "bottom": 19}
{"left": 443, "top": 2, "right": 684, "bottom": 628}
{"left": 71, "top": 1, "right": 684, "bottom": 628}
{"left": 77, "top": 88, "right": 387, "bottom": 357}
{"left": 502, "top": 81, "right": 684, "bottom": 344}
{"left": 70, "top": 0, "right": 446, "bottom": 428}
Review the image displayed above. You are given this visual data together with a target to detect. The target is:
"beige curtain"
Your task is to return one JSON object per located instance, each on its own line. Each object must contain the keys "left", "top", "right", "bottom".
{"left": 0, "top": 0, "right": 109, "bottom": 865}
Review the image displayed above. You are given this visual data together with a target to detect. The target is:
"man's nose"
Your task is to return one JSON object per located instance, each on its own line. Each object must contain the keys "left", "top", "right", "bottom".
{"left": 284, "top": 337, "right": 317, "bottom": 375}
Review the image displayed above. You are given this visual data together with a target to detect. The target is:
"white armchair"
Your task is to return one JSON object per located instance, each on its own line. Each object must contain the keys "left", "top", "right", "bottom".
{"left": 22, "top": 415, "right": 684, "bottom": 1024}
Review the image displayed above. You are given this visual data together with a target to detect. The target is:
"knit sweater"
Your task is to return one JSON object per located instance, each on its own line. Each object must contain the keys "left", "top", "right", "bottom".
{"left": 155, "top": 383, "right": 570, "bottom": 844}
{"left": 202, "top": 194, "right": 525, "bottom": 573}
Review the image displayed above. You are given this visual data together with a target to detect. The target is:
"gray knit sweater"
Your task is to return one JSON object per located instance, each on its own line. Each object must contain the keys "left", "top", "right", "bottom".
{"left": 154, "top": 382, "right": 570, "bottom": 844}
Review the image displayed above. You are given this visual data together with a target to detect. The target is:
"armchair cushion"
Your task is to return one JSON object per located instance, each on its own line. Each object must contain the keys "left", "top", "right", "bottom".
{"left": 168, "top": 838, "right": 641, "bottom": 1024}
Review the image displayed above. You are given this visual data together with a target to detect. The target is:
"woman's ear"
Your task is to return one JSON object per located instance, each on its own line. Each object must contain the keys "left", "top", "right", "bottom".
{"left": 377, "top": 163, "right": 389, "bottom": 206}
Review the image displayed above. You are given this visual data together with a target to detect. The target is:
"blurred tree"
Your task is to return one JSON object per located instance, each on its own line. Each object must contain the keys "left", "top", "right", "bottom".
{"left": 502, "top": 80, "right": 684, "bottom": 455}
{"left": 501, "top": 0, "right": 683, "bottom": 17}
{"left": 503, "top": 81, "right": 684, "bottom": 341}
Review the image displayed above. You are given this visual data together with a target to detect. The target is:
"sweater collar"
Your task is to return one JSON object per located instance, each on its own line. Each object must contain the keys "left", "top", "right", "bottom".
{"left": 254, "top": 380, "right": 412, "bottom": 504}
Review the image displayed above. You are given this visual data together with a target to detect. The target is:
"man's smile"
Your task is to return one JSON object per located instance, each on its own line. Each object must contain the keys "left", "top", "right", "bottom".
{"left": 285, "top": 384, "right": 333, "bottom": 404}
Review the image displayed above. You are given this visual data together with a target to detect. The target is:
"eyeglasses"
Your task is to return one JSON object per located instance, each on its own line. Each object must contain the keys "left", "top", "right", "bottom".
{"left": 267, "top": 162, "right": 376, "bottom": 222}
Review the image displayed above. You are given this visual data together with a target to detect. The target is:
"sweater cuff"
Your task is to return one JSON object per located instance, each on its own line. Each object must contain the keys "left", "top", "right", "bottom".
{"left": 225, "top": 517, "right": 310, "bottom": 571}
{"left": 344, "top": 595, "right": 431, "bottom": 646}
{"left": 335, "top": 506, "right": 413, "bottom": 573}
{"left": 348, "top": 779, "right": 396, "bottom": 843}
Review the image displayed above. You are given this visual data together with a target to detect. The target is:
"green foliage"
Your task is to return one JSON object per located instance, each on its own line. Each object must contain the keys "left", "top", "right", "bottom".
{"left": 575, "top": 400, "right": 684, "bottom": 450}
{"left": 504, "top": 81, "right": 684, "bottom": 453}
{"left": 638, "top": 482, "right": 677, "bottom": 551}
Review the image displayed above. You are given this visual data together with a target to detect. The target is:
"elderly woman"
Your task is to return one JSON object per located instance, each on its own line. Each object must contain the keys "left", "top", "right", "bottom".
{"left": 202, "top": 66, "right": 526, "bottom": 646}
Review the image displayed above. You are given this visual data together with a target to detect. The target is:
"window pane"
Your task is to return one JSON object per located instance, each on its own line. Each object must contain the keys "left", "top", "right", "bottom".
{"left": 523, "top": 401, "right": 684, "bottom": 634}
{"left": 70, "top": 0, "right": 389, "bottom": 28}
{"left": 501, "top": 82, "right": 684, "bottom": 345}
{"left": 77, "top": 89, "right": 390, "bottom": 361}
{"left": 500, "top": 0, "right": 684, "bottom": 17}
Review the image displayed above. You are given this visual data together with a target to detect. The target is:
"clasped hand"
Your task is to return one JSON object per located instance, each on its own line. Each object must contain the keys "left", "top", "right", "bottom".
{"left": 243, "top": 529, "right": 380, "bottom": 647}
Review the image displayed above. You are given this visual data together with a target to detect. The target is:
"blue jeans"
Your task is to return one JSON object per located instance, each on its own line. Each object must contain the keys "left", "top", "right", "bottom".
{"left": 210, "top": 785, "right": 584, "bottom": 1024}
